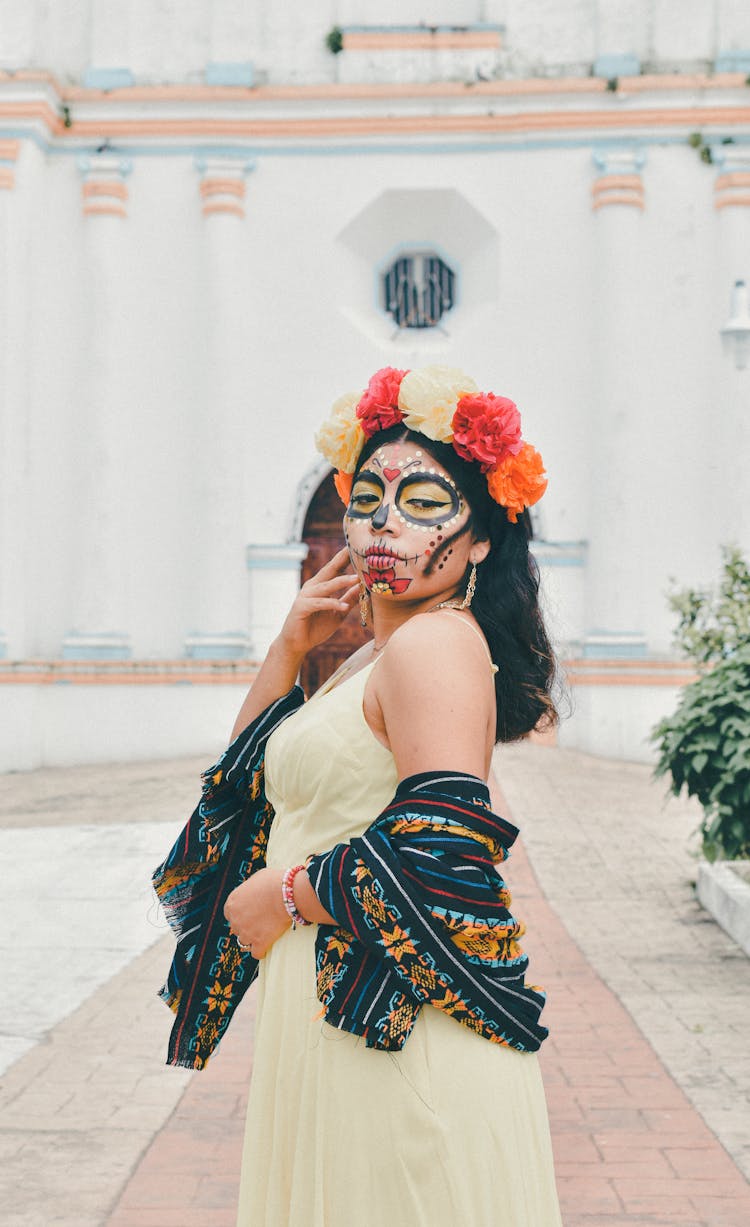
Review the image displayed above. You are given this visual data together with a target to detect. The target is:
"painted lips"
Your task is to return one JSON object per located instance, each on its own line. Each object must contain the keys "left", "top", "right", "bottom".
{"left": 360, "top": 547, "right": 412, "bottom": 594}
{"left": 366, "top": 551, "right": 403, "bottom": 571}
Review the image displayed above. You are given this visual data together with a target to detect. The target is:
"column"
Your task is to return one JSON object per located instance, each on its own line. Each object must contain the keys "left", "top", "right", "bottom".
{"left": 584, "top": 148, "right": 648, "bottom": 659}
{"left": 62, "top": 155, "right": 133, "bottom": 659}
{"left": 184, "top": 157, "right": 255, "bottom": 660}
{"left": 0, "top": 140, "right": 19, "bottom": 659}
{"left": 714, "top": 150, "right": 750, "bottom": 556}
{"left": 246, "top": 544, "right": 309, "bottom": 660}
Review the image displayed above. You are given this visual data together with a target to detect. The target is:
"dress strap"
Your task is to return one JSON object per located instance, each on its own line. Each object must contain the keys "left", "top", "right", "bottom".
{"left": 432, "top": 610, "right": 499, "bottom": 675}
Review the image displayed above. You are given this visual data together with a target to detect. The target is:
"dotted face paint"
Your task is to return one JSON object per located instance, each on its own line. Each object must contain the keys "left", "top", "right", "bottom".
{"left": 343, "top": 442, "right": 473, "bottom": 598}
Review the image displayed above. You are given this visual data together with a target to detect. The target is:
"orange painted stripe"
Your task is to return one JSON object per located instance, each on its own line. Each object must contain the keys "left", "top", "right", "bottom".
{"left": 715, "top": 192, "right": 750, "bottom": 209}
{"left": 60, "top": 104, "right": 750, "bottom": 140}
{"left": 202, "top": 201, "right": 245, "bottom": 218}
{"left": 566, "top": 671, "right": 698, "bottom": 685}
{"left": 592, "top": 174, "right": 643, "bottom": 194}
{"left": 592, "top": 191, "right": 645, "bottom": 210}
{"left": 343, "top": 31, "right": 501, "bottom": 51}
{"left": 0, "top": 167, "right": 14, "bottom": 189}
{"left": 715, "top": 172, "right": 750, "bottom": 189}
{"left": 82, "top": 179, "right": 128, "bottom": 199}
{"left": 0, "top": 138, "right": 19, "bottom": 159}
{"left": 0, "top": 658, "right": 699, "bottom": 687}
{"left": 0, "top": 659, "right": 260, "bottom": 685}
{"left": 200, "top": 178, "right": 245, "bottom": 197}
{"left": 82, "top": 202, "right": 127, "bottom": 217}
{"left": 566, "top": 658, "right": 696, "bottom": 670}
{"left": 3, "top": 98, "right": 750, "bottom": 141}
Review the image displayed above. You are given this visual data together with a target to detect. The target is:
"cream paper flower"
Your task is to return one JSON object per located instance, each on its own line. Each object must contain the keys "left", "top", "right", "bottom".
{"left": 398, "top": 366, "right": 479, "bottom": 443}
{"left": 314, "top": 391, "right": 366, "bottom": 474}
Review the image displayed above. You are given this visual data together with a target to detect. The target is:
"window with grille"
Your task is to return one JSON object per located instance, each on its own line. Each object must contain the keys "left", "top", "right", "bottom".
{"left": 382, "top": 252, "right": 456, "bottom": 329}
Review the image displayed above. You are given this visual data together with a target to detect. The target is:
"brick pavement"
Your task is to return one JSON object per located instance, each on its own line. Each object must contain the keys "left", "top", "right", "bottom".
{"left": 2, "top": 746, "right": 749, "bottom": 1225}
{"left": 105, "top": 775, "right": 750, "bottom": 1227}
{"left": 497, "top": 741, "right": 750, "bottom": 1183}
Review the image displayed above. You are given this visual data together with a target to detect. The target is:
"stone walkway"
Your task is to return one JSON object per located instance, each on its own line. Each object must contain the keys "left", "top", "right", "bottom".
{"left": 1, "top": 745, "right": 749, "bottom": 1225}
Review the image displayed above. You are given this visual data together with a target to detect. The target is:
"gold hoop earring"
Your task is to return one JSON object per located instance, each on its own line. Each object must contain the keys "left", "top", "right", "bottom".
{"left": 457, "top": 562, "right": 477, "bottom": 610}
{"left": 359, "top": 582, "right": 372, "bottom": 628}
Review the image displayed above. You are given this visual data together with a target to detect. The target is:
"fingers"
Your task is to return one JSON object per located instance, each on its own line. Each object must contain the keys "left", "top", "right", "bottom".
{"left": 301, "top": 596, "right": 357, "bottom": 615}
{"left": 314, "top": 547, "right": 354, "bottom": 580}
{"left": 306, "top": 574, "right": 358, "bottom": 596}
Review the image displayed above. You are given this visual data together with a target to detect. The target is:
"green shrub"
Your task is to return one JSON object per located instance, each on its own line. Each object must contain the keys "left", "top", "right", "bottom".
{"left": 651, "top": 645, "right": 750, "bottom": 859}
{"left": 666, "top": 545, "right": 750, "bottom": 665}
{"left": 325, "top": 26, "right": 343, "bottom": 54}
{"left": 651, "top": 547, "right": 750, "bottom": 860}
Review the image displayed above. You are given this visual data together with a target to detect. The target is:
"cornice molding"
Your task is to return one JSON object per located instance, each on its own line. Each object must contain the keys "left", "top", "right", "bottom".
{"left": 0, "top": 73, "right": 748, "bottom": 150}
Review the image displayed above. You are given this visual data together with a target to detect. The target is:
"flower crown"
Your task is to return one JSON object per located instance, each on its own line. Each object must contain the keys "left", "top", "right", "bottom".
{"left": 314, "top": 365, "right": 547, "bottom": 524}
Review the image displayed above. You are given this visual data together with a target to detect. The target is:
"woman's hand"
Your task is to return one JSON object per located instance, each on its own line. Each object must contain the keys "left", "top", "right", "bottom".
{"left": 277, "top": 547, "right": 359, "bottom": 658}
{"left": 229, "top": 548, "right": 359, "bottom": 741}
{"left": 224, "top": 868, "right": 291, "bottom": 959}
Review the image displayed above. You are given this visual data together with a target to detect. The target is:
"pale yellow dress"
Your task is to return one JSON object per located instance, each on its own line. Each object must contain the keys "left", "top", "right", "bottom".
{"left": 236, "top": 660, "right": 562, "bottom": 1227}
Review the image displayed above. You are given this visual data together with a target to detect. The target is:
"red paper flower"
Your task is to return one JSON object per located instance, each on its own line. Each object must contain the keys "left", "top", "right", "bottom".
{"left": 487, "top": 442, "right": 548, "bottom": 523}
{"left": 356, "top": 367, "right": 408, "bottom": 438}
{"left": 451, "top": 393, "right": 522, "bottom": 473}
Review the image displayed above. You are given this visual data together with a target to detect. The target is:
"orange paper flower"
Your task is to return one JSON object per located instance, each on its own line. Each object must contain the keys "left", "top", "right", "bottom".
{"left": 487, "top": 442, "right": 548, "bottom": 523}
{"left": 333, "top": 470, "right": 353, "bottom": 506}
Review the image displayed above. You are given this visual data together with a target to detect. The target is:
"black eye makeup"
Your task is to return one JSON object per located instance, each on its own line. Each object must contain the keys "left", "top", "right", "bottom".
{"left": 345, "top": 466, "right": 465, "bottom": 531}
{"left": 395, "top": 473, "right": 462, "bottom": 528}
{"left": 347, "top": 471, "right": 384, "bottom": 518}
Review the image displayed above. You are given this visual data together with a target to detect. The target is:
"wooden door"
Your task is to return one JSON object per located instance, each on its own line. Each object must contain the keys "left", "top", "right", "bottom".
{"left": 300, "top": 471, "right": 369, "bottom": 696}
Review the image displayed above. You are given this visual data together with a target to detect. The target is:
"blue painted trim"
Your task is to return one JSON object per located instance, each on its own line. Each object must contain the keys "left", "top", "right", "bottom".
{"left": 246, "top": 557, "right": 305, "bottom": 570}
{"left": 593, "top": 54, "right": 641, "bottom": 79}
{"left": 61, "top": 643, "right": 132, "bottom": 661}
{"left": 3, "top": 129, "right": 750, "bottom": 162}
{"left": 82, "top": 67, "right": 136, "bottom": 91}
{"left": 205, "top": 62, "right": 255, "bottom": 88}
{"left": 714, "top": 51, "right": 750, "bottom": 74}
{"left": 535, "top": 555, "right": 585, "bottom": 568}
{"left": 583, "top": 634, "right": 647, "bottom": 660}
{"left": 184, "top": 644, "right": 248, "bottom": 660}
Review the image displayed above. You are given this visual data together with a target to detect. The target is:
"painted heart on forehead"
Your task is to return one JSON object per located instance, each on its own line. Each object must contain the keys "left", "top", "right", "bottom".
{"left": 383, "top": 467, "right": 401, "bottom": 483}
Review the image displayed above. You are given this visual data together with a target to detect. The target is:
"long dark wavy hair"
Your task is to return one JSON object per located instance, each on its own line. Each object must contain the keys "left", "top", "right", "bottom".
{"left": 353, "top": 425, "right": 559, "bottom": 743}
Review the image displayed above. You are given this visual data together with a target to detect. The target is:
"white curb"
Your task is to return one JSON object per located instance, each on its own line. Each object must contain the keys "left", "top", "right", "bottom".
{"left": 697, "top": 860, "right": 750, "bottom": 958}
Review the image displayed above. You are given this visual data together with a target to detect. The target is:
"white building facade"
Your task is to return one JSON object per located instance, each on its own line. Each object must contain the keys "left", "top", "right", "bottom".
{"left": 1, "top": 0, "right": 749, "bottom": 768}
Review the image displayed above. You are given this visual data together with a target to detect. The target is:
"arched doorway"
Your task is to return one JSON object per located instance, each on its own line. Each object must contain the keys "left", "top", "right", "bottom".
{"left": 300, "top": 470, "right": 369, "bottom": 695}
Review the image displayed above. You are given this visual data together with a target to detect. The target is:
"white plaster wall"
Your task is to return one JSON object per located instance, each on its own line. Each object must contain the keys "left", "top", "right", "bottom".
{"left": 2, "top": 2, "right": 750, "bottom": 85}
{"left": 558, "top": 681, "right": 684, "bottom": 763}
{"left": 0, "top": 683, "right": 247, "bottom": 771}
{"left": 3, "top": 136, "right": 743, "bottom": 662}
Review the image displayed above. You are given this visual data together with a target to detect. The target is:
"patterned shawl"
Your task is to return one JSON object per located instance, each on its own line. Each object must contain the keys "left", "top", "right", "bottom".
{"left": 307, "top": 771, "right": 547, "bottom": 1052}
{"left": 153, "top": 690, "right": 547, "bottom": 1070}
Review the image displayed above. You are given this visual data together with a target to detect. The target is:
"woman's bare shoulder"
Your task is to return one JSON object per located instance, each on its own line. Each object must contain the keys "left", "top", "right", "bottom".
{"left": 381, "top": 611, "right": 491, "bottom": 678}
{"left": 373, "top": 613, "right": 495, "bottom": 776}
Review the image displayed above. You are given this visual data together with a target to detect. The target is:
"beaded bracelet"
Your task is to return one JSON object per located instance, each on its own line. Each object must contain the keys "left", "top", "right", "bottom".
{"left": 281, "top": 864, "right": 312, "bottom": 928}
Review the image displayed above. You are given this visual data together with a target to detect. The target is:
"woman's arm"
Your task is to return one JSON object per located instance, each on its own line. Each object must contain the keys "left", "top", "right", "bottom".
{"left": 230, "top": 547, "right": 358, "bottom": 740}
{"left": 292, "top": 614, "right": 495, "bottom": 922}
{"left": 371, "top": 613, "right": 496, "bottom": 780}
{"left": 226, "top": 614, "right": 495, "bottom": 947}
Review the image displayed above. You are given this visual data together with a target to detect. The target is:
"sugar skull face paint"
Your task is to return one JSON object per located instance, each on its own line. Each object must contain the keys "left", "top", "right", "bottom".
{"left": 343, "top": 441, "right": 475, "bottom": 599}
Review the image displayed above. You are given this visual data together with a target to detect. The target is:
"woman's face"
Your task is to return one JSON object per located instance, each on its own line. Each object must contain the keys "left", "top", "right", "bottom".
{"left": 343, "top": 439, "right": 481, "bottom": 601}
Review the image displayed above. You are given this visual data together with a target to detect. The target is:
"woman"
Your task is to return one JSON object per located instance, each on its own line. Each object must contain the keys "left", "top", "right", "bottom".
{"left": 155, "top": 365, "right": 561, "bottom": 1225}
